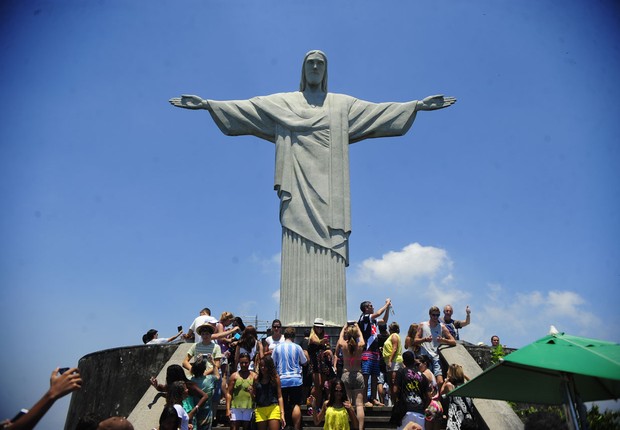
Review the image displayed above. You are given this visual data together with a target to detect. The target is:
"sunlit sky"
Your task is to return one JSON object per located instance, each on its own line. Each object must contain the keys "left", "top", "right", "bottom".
{"left": 1, "top": 1, "right": 619, "bottom": 427}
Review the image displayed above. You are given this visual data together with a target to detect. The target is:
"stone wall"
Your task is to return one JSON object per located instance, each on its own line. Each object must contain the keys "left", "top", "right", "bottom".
{"left": 64, "top": 344, "right": 179, "bottom": 430}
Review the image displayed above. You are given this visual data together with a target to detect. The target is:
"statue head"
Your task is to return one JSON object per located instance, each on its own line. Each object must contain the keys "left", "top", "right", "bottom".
{"left": 300, "top": 50, "right": 328, "bottom": 92}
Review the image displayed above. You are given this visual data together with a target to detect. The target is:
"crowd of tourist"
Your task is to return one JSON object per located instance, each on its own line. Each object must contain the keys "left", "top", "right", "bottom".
{"left": 3, "top": 303, "right": 503, "bottom": 430}
{"left": 137, "top": 303, "right": 481, "bottom": 430}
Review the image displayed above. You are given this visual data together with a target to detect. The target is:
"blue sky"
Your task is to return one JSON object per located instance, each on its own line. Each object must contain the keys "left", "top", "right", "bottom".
{"left": 1, "top": 1, "right": 619, "bottom": 427}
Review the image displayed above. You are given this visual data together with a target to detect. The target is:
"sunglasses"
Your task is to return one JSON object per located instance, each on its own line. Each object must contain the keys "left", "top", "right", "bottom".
{"left": 431, "top": 314, "right": 440, "bottom": 317}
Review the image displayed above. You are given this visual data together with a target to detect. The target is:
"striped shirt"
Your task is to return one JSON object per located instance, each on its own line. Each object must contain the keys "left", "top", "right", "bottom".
{"left": 272, "top": 340, "right": 307, "bottom": 388}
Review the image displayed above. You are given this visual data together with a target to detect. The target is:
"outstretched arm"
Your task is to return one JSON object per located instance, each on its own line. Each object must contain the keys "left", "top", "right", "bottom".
{"left": 169, "top": 94, "right": 210, "bottom": 110}
{"left": 6, "top": 368, "right": 82, "bottom": 430}
{"left": 416, "top": 95, "right": 456, "bottom": 111}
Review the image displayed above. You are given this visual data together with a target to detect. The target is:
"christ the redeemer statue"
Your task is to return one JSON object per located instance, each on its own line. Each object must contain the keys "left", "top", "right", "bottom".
{"left": 170, "top": 50, "right": 456, "bottom": 326}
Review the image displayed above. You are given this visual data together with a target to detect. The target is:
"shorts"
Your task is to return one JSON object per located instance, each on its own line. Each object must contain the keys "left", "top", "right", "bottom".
{"left": 388, "top": 362, "right": 404, "bottom": 372}
{"left": 281, "top": 385, "right": 303, "bottom": 407}
{"left": 361, "top": 351, "right": 381, "bottom": 376}
{"left": 426, "top": 355, "right": 442, "bottom": 377}
{"left": 230, "top": 408, "right": 253, "bottom": 422}
{"left": 342, "top": 370, "right": 365, "bottom": 391}
{"left": 397, "top": 411, "right": 425, "bottom": 430}
{"left": 255, "top": 404, "right": 281, "bottom": 422}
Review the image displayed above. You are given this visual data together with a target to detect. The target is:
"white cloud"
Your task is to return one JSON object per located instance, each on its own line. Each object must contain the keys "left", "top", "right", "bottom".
{"left": 356, "top": 243, "right": 451, "bottom": 286}
{"left": 348, "top": 243, "right": 603, "bottom": 348}
{"left": 476, "top": 286, "right": 602, "bottom": 347}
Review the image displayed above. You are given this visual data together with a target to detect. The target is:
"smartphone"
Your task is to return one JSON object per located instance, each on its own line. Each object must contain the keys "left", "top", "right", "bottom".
{"left": 177, "top": 325, "right": 183, "bottom": 332}
{"left": 58, "top": 367, "right": 71, "bottom": 375}
{"left": 11, "top": 409, "right": 28, "bottom": 423}
{"left": 347, "top": 320, "right": 355, "bottom": 326}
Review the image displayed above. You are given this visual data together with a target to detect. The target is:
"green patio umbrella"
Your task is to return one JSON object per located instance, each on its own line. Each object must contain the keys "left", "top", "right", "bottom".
{"left": 448, "top": 332, "right": 620, "bottom": 428}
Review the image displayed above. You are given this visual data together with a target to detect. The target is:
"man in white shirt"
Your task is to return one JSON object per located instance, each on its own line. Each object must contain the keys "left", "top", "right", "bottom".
{"left": 185, "top": 307, "right": 216, "bottom": 342}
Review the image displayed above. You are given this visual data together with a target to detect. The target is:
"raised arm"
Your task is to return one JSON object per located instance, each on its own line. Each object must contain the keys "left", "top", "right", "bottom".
{"left": 456, "top": 306, "right": 471, "bottom": 328}
{"left": 169, "top": 94, "right": 210, "bottom": 110}
{"left": 372, "top": 298, "right": 392, "bottom": 324}
{"left": 416, "top": 95, "right": 457, "bottom": 111}
{"left": 7, "top": 368, "right": 82, "bottom": 430}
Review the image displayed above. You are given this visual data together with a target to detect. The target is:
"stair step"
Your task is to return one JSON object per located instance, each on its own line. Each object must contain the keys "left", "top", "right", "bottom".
{"left": 213, "top": 404, "right": 395, "bottom": 429}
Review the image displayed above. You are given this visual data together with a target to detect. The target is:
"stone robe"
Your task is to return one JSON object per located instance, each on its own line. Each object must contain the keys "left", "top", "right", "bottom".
{"left": 208, "top": 92, "right": 418, "bottom": 325}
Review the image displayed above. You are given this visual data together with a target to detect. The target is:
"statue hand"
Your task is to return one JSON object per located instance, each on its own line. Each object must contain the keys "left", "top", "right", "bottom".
{"left": 417, "top": 95, "right": 456, "bottom": 111}
{"left": 169, "top": 94, "right": 209, "bottom": 110}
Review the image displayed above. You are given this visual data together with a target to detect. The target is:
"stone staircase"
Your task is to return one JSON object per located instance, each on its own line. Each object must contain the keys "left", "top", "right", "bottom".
{"left": 210, "top": 404, "right": 394, "bottom": 430}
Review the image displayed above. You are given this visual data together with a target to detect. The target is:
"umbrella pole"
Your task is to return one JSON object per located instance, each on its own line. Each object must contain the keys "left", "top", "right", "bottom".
{"left": 562, "top": 375, "right": 581, "bottom": 430}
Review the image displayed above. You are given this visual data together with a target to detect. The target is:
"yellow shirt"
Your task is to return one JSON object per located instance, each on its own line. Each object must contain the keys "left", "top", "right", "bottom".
{"left": 382, "top": 333, "right": 403, "bottom": 364}
{"left": 324, "top": 406, "right": 350, "bottom": 430}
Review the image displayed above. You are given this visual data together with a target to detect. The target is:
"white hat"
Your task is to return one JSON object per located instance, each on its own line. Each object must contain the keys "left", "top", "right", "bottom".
{"left": 313, "top": 318, "right": 325, "bottom": 327}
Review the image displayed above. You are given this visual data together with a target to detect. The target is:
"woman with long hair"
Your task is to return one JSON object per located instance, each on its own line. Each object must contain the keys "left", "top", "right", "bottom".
{"left": 226, "top": 352, "right": 258, "bottom": 430}
{"left": 166, "top": 381, "right": 193, "bottom": 430}
{"left": 215, "top": 312, "right": 241, "bottom": 396}
{"left": 308, "top": 318, "right": 330, "bottom": 405}
{"left": 235, "top": 325, "right": 264, "bottom": 371}
{"left": 150, "top": 364, "right": 210, "bottom": 429}
{"left": 311, "top": 378, "right": 358, "bottom": 430}
{"left": 440, "top": 364, "right": 474, "bottom": 430}
{"left": 404, "top": 323, "right": 420, "bottom": 356}
{"left": 251, "top": 356, "right": 285, "bottom": 430}
{"left": 337, "top": 322, "right": 365, "bottom": 430}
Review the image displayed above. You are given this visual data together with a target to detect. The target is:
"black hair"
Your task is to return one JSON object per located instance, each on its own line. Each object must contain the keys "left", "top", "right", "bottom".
{"left": 191, "top": 360, "right": 207, "bottom": 378}
{"left": 159, "top": 405, "right": 182, "bottom": 430}
{"left": 360, "top": 301, "right": 371, "bottom": 312}
{"left": 326, "top": 378, "right": 348, "bottom": 408}
{"left": 402, "top": 351, "right": 416, "bottom": 367}
{"left": 166, "top": 380, "right": 187, "bottom": 406}
{"left": 166, "top": 364, "right": 190, "bottom": 386}
{"left": 233, "top": 316, "right": 246, "bottom": 331}
{"left": 75, "top": 413, "right": 102, "bottom": 430}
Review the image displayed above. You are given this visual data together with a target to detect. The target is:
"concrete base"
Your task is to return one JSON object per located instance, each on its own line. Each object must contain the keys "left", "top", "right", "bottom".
{"left": 64, "top": 343, "right": 181, "bottom": 430}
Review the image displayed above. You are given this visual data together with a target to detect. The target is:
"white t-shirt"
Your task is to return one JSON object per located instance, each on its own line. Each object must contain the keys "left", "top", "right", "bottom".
{"left": 188, "top": 315, "right": 213, "bottom": 342}
{"left": 174, "top": 404, "right": 189, "bottom": 430}
{"left": 266, "top": 335, "right": 283, "bottom": 351}
{"left": 147, "top": 338, "right": 170, "bottom": 345}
